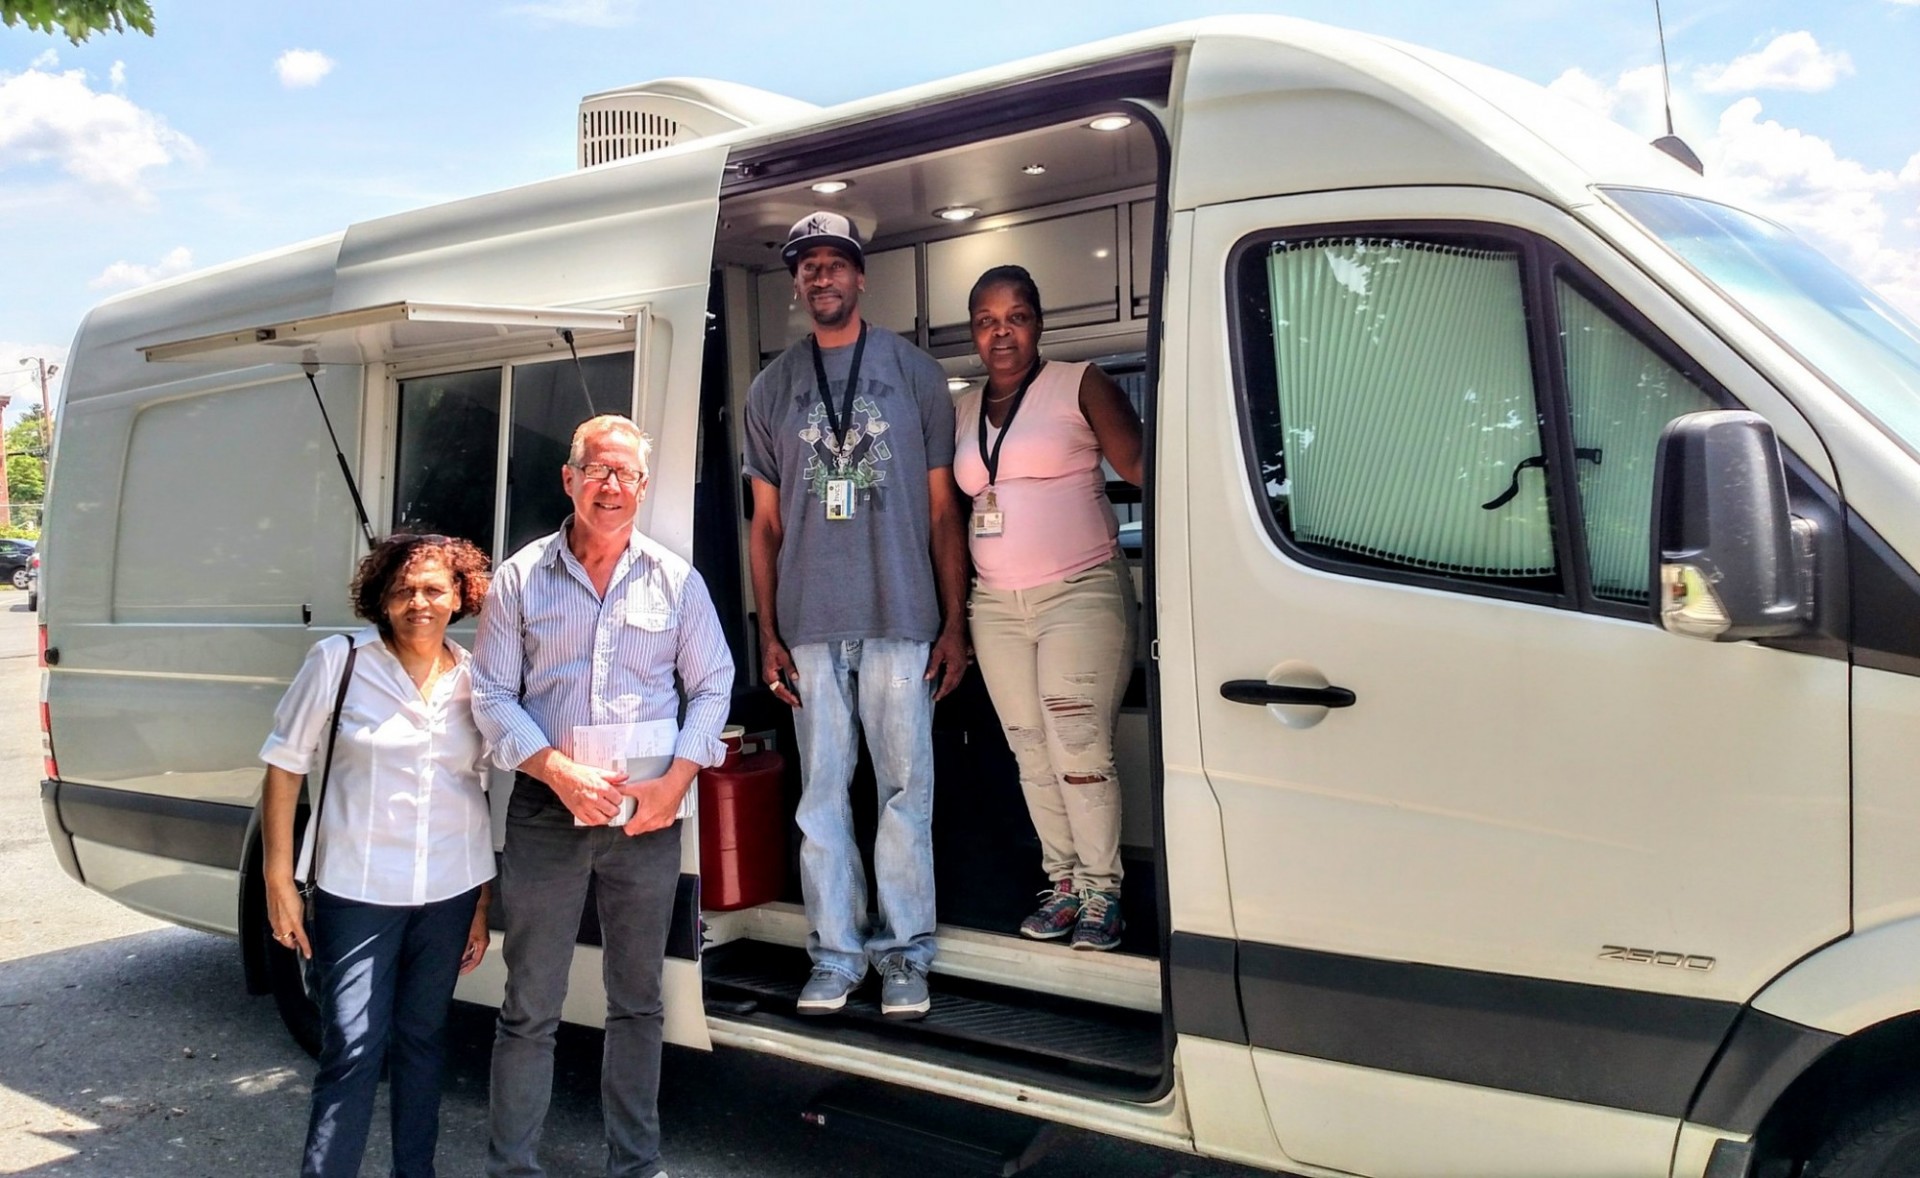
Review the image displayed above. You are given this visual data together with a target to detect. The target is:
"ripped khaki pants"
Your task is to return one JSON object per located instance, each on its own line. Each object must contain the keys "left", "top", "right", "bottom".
{"left": 968, "top": 557, "right": 1137, "bottom": 894}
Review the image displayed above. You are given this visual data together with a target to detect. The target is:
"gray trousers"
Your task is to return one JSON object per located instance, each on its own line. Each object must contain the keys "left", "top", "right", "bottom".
{"left": 487, "top": 776, "right": 681, "bottom": 1178}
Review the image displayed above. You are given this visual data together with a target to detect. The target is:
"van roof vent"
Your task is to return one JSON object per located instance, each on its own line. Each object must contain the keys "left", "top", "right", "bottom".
{"left": 578, "top": 78, "right": 819, "bottom": 168}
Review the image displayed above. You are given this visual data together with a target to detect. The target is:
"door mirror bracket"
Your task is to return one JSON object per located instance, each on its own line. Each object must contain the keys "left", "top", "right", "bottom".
{"left": 1650, "top": 410, "right": 1819, "bottom": 642}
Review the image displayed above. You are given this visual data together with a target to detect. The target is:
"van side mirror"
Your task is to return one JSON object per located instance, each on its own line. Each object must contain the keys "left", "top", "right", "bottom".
{"left": 1650, "top": 410, "right": 1817, "bottom": 641}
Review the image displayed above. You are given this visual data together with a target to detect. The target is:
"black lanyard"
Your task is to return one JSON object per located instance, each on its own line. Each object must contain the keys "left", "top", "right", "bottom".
{"left": 977, "top": 358, "right": 1044, "bottom": 489}
{"left": 811, "top": 322, "right": 868, "bottom": 465}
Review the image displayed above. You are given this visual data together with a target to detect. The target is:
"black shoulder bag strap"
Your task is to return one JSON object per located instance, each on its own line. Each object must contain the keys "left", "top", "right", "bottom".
{"left": 300, "top": 635, "right": 359, "bottom": 912}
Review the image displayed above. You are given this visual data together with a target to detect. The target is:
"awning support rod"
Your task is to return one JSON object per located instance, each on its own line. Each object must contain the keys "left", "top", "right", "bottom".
{"left": 304, "top": 362, "right": 377, "bottom": 550}
{"left": 562, "top": 329, "right": 598, "bottom": 419}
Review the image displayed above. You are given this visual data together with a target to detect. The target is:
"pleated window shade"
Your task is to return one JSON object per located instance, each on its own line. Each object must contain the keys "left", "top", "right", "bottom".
{"left": 1556, "top": 280, "right": 1716, "bottom": 604}
{"left": 1262, "top": 239, "right": 1556, "bottom": 578}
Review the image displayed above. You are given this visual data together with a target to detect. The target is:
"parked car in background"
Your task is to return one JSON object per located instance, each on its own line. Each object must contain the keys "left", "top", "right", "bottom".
{"left": 27, "top": 551, "right": 38, "bottom": 611}
{"left": 0, "top": 539, "right": 34, "bottom": 590}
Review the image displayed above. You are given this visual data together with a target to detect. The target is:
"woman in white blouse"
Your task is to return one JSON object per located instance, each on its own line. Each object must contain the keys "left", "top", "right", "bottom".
{"left": 259, "top": 532, "right": 495, "bottom": 1178}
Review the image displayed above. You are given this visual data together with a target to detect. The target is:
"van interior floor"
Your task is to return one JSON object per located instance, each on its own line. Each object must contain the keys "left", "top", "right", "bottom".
{"left": 702, "top": 939, "right": 1164, "bottom": 1094}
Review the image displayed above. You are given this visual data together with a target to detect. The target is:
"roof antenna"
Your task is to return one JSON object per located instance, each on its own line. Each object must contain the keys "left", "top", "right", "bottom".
{"left": 1649, "top": 0, "right": 1705, "bottom": 173}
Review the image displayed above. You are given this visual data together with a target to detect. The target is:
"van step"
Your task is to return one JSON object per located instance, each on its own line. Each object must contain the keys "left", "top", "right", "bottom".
{"left": 703, "top": 939, "right": 1163, "bottom": 1081}
{"left": 802, "top": 1076, "right": 1059, "bottom": 1176}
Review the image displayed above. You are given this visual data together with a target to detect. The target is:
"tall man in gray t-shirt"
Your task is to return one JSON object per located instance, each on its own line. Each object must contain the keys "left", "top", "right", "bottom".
{"left": 743, "top": 211, "right": 969, "bottom": 1019}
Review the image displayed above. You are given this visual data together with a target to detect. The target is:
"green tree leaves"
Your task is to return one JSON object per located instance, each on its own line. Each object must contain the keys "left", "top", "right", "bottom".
{"left": 0, "top": 1, "right": 155, "bottom": 44}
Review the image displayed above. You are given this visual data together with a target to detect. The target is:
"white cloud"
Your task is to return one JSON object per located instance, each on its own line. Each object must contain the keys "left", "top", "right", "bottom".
{"left": 89, "top": 246, "right": 194, "bottom": 291}
{"left": 274, "top": 49, "right": 335, "bottom": 89}
{"left": 508, "top": 0, "right": 640, "bottom": 27}
{"left": 29, "top": 50, "right": 58, "bottom": 70}
{"left": 108, "top": 61, "right": 125, "bottom": 89}
{"left": 1548, "top": 64, "right": 1672, "bottom": 137}
{"left": 1695, "top": 31, "right": 1853, "bottom": 94}
{"left": 0, "top": 65, "right": 198, "bottom": 200}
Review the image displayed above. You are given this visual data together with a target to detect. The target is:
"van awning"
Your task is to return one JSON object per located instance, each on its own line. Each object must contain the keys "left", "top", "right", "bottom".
{"left": 139, "top": 301, "right": 636, "bottom": 365}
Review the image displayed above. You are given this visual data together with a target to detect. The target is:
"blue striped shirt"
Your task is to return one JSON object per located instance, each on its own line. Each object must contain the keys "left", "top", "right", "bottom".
{"left": 471, "top": 521, "right": 735, "bottom": 774}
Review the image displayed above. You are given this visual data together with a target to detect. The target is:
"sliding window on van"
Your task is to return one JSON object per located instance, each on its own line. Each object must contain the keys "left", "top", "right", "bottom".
{"left": 393, "top": 351, "right": 636, "bottom": 559}
{"left": 1234, "top": 228, "right": 1716, "bottom": 611}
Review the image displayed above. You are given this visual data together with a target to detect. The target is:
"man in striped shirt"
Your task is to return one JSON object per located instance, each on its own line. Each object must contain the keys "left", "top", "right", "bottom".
{"left": 473, "top": 414, "right": 734, "bottom": 1178}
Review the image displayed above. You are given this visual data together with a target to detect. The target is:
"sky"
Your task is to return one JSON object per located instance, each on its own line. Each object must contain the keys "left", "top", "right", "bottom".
{"left": 0, "top": 0, "right": 1916, "bottom": 421}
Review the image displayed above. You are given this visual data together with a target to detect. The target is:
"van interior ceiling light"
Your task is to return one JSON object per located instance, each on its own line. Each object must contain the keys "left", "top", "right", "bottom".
{"left": 1021, "top": 164, "right": 1046, "bottom": 175}
{"left": 947, "top": 377, "right": 971, "bottom": 393}
{"left": 934, "top": 206, "right": 980, "bottom": 222}
{"left": 1087, "top": 115, "right": 1132, "bottom": 132}
{"left": 810, "top": 179, "right": 850, "bottom": 194}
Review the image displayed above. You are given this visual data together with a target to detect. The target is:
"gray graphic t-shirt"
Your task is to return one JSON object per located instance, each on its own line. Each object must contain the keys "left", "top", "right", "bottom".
{"left": 743, "top": 324, "right": 955, "bottom": 647}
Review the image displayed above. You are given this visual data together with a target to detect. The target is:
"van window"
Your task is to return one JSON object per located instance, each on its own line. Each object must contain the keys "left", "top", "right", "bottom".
{"left": 1241, "top": 236, "right": 1557, "bottom": 584}
{"left": 394, "top": 368, "right": 502, "bottom": 552}
{"left": 392, "top": 350, "right": 635, "bottom": 560}
{"left": 1555, "top": 278, "right": 1716, "bottom": 604}
{"left": 504, "top": 352, "right": 635, "bottom": 554}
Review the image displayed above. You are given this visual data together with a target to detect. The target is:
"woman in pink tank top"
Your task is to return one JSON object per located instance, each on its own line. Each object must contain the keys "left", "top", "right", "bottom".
{"left": 954, "top": 265, "right": 1143, "bottom": 951}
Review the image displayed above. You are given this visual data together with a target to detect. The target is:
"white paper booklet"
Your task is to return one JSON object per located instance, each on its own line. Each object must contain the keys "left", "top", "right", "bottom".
{"left": 570, "top": 718, "right": 692, "bottom": 826}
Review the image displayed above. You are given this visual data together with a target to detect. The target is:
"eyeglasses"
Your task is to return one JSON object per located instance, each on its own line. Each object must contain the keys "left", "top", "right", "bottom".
{"left": 571, "top": 462, "right": 645, "bottom": 487}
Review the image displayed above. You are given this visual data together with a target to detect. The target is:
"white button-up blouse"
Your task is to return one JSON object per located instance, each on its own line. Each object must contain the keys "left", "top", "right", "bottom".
{"left": 260, "top": 627, "right": 495, "bottom": 906}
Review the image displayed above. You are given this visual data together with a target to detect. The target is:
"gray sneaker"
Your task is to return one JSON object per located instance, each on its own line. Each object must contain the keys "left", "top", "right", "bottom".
{"left": 878, "top": 954, "right": 930, "bottom": 1020}
{"left": 796, "top": 966, "right": 858, "bottom": 1015}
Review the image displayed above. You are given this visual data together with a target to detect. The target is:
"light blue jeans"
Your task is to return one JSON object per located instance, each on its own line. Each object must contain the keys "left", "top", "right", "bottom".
{"left": 790, "top": 638, "right": 938, "bottom": 980}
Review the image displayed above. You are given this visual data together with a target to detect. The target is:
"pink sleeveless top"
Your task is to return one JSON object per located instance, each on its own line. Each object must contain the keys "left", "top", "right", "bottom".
{"left": 954, "top": 360, "right": 1118, "bottom": 591}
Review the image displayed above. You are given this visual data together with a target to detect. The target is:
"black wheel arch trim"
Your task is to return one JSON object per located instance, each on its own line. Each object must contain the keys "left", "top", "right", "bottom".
{"left": 1688, "top": 1007, "right": 1842, "bottom": 1135}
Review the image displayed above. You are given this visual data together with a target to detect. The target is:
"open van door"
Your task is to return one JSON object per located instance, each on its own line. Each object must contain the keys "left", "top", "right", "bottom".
{"left": 345, "top": 143, "right": 734, "bottom": 1050}
{"left": 141, "top": 142, "right": 733, "bottom": 1050}
{"left": 1171, "top": 185, "right": 1850, "bottom": 1175}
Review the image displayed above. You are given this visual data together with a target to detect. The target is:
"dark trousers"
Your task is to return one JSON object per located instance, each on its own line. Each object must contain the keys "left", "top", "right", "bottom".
{"left": 487, "top": 777, "right": 682, "bottom": 1178}
{"left": 301, "top": 885, "right": 481, "bottom": 1178}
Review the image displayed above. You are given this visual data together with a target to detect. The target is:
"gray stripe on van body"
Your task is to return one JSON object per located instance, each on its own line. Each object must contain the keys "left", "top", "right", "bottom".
{"left": 1193, "top": 933, "right": 1836, "bottom": 1132}
{"left": 1167, "top": 932, "right": 1246, "bottom": 1045}
{"left": 51, "top": 780, "right": 252, "bottom": 870}
{"left": 1236, "top": 938, "right": 1737, "bottom": 1119}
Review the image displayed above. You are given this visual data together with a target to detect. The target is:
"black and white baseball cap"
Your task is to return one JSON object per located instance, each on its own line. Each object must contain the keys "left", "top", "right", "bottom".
{"left": 782, "top": 211, "right": 865, "bottom": 273}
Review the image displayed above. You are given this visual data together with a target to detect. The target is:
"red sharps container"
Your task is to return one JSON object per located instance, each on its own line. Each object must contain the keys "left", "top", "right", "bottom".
{"left": 698, "top": 724, "right": 787, "bottom": 911}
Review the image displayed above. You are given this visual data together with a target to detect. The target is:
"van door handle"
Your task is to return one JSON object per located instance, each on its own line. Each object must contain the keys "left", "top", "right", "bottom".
{"left": 1220, "top": 680, "right": 1357, "bottom": 708}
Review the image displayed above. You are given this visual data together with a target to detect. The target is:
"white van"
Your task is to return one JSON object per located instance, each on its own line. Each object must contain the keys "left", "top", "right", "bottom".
{"left": 37, "top": 16, "right": 1920, "bottom": 1177}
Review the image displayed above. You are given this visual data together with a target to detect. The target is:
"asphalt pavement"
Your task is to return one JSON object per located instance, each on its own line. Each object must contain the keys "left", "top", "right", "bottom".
{"left": 0, "top": 597, "right": 1267, "bottom": 1177}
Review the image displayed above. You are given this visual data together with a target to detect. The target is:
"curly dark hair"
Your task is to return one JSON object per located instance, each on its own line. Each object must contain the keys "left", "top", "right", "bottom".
{"left": 968, "top": 264, "right": 1045, "bottom": 330}
{"left": 349, "top": 533, "right": 491, "bottom": 639}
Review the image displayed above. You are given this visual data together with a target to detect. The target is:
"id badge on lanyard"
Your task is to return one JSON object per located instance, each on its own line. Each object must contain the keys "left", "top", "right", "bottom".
{"left": 973, "top": 359, "right": 1043, "bottom": 541}
{"left": 826, "top": 478, "right": 855, "bottom": 520}
{"left": 814, "top": 325, "right": 867, "bottom": 523}
{"left": 971, "top": 488, "right": 1003, "bottom": 539}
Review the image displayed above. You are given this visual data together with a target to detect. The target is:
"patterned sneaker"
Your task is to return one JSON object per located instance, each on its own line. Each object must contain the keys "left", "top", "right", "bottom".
{"left": 1018, "top": 879, "right": 1080, "bottom": 941}
{"left": 795, "top": 966, "right": 858, "bottom": 1015}
{"left": 878, "top": 954, "right": 930, "bottom": 1020}
{"left": 1069, "top": 889, "right": 1123, "bottom": 952}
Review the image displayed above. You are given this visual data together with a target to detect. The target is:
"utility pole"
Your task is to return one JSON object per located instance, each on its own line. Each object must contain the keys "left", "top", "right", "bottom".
{"left": 19, "top": 358, "right": 57, "bottom": 453}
